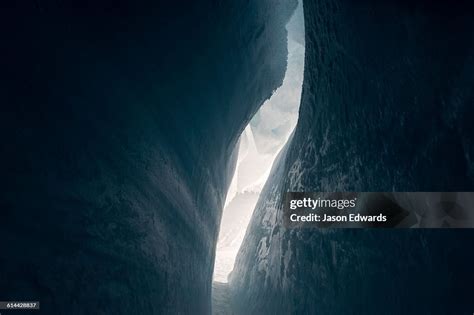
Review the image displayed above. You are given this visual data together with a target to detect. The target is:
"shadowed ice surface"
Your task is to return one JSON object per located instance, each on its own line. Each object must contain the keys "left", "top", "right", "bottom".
{"left": 230, "top": 1, "right": 474, "bottom": 314}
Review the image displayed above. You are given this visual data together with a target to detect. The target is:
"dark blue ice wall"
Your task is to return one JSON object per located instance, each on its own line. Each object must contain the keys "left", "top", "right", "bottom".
{"left": 0, "top": 1, "right": 296, "bottom": 314}
{"left": 230, "top": 1, "right": 474, "bottom": 314}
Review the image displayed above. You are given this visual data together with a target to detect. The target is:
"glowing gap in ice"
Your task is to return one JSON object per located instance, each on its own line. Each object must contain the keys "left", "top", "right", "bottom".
{"left": 213, "top": 1, "right": 305, "bottom": 283}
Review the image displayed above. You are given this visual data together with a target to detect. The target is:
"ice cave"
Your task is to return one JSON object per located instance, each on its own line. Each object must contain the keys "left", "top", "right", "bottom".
{"left": 1, "top": 1, "right": 474, "bottom": 314}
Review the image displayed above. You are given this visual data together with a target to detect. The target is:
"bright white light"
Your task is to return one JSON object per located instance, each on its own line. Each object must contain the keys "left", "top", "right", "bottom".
{"left": 213, "top": 2, "right": 305, "bottom": 283}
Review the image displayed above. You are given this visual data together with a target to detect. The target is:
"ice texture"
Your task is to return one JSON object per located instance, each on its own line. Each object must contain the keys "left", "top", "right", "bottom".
{"left": 0, "top": 1, "right": 296, "bottom": 314}
{"left": 230, "top": 1, "right": 474, "bottom": 314}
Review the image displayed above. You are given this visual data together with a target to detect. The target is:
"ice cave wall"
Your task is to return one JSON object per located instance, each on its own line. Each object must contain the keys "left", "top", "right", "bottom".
{"left": 230, "top": 1, "right": 474, "bottom": 314}
{"left": 0, "top": 1, "right": 296, "bottom": 314}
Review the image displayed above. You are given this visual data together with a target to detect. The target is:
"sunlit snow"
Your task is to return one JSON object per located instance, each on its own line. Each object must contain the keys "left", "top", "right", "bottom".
{"left": 213, "top": 2, "right": 305, "bottom": 283}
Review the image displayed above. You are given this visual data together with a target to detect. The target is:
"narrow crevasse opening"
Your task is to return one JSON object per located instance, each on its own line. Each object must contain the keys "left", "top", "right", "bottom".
{"left": 213, "top": 1, "right": 305, "bottom": 285}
